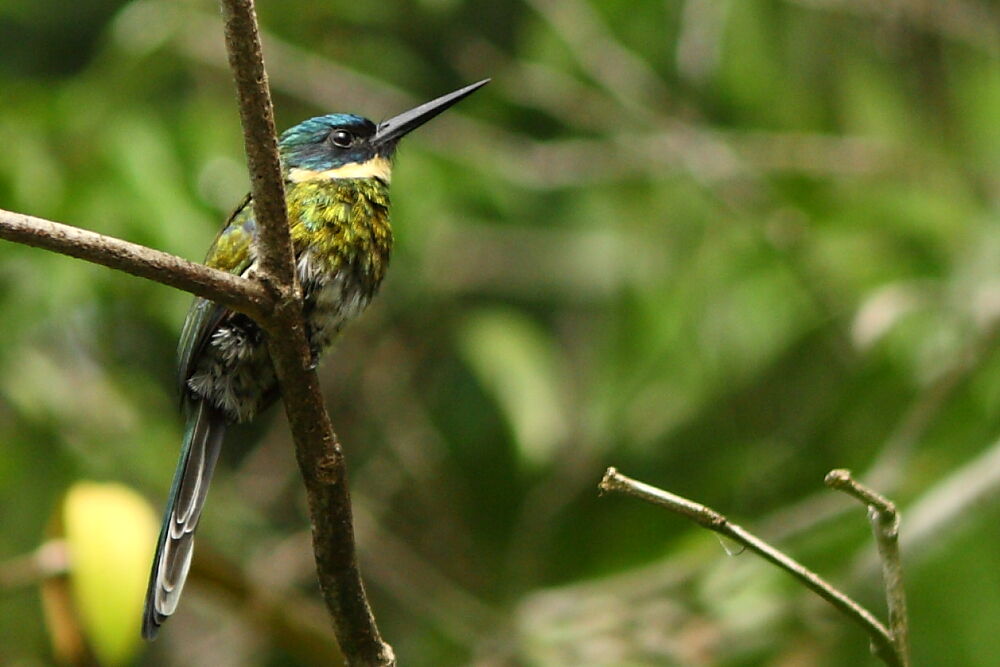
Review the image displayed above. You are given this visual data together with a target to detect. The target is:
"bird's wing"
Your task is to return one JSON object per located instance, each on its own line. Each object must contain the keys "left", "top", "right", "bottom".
{"left": 177, "top": 195, "right": 256, "bottom": 394}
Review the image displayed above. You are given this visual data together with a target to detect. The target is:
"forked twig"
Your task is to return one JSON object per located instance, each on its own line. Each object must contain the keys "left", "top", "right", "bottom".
{"left": 599, "top": 467, "right": 905, "bottom": 666}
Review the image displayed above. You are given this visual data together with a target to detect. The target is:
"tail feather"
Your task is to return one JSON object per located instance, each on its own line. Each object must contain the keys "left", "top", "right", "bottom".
{"left": 142, "top": 399, "right": 226, "bottom": 640}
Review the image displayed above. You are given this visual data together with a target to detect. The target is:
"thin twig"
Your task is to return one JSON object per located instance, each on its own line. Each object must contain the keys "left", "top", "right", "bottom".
{"left": 599, "top": 467, "right": 901, "bottom": 667}
{"left": 826, "top": 469, "right": 910, "bottom": 667}
{"left": 825, "top": 469, "right": 897, "bottom": 520}
{"left": 0, "top": 208, "right": 271, "bottom": 320}
{"left": 217, "top": 0, "right": 394, "bottom": 664}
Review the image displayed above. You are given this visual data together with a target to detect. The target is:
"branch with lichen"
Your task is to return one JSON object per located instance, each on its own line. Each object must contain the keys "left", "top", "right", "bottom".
{"left": 599, "top": 466, "right": 908, "bottom": 667}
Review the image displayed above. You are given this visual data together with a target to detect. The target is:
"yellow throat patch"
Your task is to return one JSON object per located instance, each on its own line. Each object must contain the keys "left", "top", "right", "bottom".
{"left": 287, "top": 156, "right": 392, "bottom": 184}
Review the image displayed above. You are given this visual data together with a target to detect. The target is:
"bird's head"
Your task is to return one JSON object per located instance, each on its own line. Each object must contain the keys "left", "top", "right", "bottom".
{"left": 278, "top": 79, "right": 489, "bottom": 184}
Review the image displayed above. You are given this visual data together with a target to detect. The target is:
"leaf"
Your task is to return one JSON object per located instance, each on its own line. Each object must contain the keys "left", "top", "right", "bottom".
{"left": 59, "top": 482, "right": 157, "bottom": 665}
{"left": 458, "top": 309, "right": 569, "bottom": 468}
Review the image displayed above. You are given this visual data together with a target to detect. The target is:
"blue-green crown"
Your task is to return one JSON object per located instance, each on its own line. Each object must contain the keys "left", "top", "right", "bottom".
{"left": 279, "top": 114, "right": 381, "bottom": 171}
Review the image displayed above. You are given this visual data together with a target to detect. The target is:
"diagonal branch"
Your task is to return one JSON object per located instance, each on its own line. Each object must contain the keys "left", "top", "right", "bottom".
{"left": 217, "top": 1, "right": 394, "bottom": 665}
{"left": 599, "top": 467, "right": 902, "bottom": 667}
{"left": 0, "top": 208, "right": 271, "bottom": 320}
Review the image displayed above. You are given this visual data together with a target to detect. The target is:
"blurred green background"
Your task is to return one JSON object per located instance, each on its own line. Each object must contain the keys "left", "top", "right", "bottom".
{"left": 1, "top": 0, "right": 998, "bottom": 664}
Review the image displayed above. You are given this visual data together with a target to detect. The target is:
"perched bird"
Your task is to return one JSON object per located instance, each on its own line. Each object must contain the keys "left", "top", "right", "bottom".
{"left": 142, "top": 79, "right": 489, "bottom": 639}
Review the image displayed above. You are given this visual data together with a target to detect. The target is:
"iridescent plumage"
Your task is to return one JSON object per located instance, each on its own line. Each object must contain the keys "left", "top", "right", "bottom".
{"left": 142, "top": 80, "right": 488, "bottom": 639}
{"left": 181, "top": 171, "right": 392, "bottom": 423}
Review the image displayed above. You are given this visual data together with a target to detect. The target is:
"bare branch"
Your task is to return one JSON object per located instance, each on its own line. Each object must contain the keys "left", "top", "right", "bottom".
{"left": 217, "top": 0, "right": 394, "bottom": 664}
{"left": 827, "top": 469, "right": 910, "bottom": 667}
{"left": 218, "top": 0, "right": 295, "bottom": 291}
{"left": 0, "top": 208, "right": 271, "bottom": 320}
{"left": 599, "top": 467, "right": 901, "bottom": 667}
{"left": 825, "top": 469, "right": 898, "bottom": 522}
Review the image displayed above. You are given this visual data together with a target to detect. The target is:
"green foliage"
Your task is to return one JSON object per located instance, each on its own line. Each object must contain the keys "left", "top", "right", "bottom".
{"left": 1, "top": 0, "right": 998, "bottom": 664}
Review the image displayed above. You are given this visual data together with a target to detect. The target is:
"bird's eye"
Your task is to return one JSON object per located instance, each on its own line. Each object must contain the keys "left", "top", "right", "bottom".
{"left": 330, "top": 130, "right": 353, "bottom": 148}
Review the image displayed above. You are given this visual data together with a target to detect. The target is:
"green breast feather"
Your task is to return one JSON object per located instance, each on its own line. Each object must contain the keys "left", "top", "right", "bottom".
{"left": 287, "top": 178, "right": 392, "bottom": 283}
{"left": 177, "top": 178, "right": 392, "bottom": 393}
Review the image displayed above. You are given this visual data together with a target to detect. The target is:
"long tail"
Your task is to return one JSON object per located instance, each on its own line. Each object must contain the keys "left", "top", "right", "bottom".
{"left": 142, "top": 399, "right": 226, "bottom": 639}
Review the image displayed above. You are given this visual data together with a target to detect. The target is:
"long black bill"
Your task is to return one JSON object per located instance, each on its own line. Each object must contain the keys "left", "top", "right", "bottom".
{"left": 374, "top": 79, "right": 490, "bottom": 147}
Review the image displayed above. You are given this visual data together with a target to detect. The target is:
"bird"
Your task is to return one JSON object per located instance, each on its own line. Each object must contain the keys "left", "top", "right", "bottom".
{"left": 142, "top": 79, "right": 489, "bottom": 639}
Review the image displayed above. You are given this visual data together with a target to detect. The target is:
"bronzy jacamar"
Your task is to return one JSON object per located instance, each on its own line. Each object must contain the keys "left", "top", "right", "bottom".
{"left": 142, "top": 79, "right": 489, "bottom": 639}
